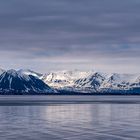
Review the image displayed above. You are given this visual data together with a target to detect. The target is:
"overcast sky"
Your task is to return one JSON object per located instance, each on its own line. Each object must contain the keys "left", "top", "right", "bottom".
{"left": 0, "top": 0, "right": 140, "bottom": 73}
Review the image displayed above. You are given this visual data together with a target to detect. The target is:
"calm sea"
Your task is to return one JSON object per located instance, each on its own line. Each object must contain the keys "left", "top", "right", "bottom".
{"left": 0, "top": 96, "right": 140, "bottom": 140}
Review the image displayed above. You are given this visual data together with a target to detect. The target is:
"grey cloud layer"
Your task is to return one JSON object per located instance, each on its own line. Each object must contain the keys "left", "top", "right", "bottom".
{"left": 0, "top": 0, "right": 140, "bottom": 72}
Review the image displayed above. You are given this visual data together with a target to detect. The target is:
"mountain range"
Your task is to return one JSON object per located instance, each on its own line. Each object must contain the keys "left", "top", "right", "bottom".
{"left": 0, "top": 69, "right": 140, "bottom": 94}
{"left": 42, "top": 70, "right": 140, "bottom": 94}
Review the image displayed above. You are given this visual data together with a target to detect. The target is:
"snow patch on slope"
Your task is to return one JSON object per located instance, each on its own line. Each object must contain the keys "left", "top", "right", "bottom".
{"left": 42, "top": 70, "right": 92, "bottom": 88}
{"left": 42, "top": 70, "right": 140, "bottom": 93}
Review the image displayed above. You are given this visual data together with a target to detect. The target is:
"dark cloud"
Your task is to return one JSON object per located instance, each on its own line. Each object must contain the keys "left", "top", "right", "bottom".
{"left": 0, "top": 0, "right": 140, "bottom": 73}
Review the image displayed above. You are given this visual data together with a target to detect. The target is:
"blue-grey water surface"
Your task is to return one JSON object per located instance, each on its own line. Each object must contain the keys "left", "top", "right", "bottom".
{"left": 0, "top": 101, "right": 140, "bottom": 139}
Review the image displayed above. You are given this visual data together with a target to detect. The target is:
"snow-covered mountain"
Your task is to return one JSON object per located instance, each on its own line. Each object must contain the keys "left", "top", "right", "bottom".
{"left": 18, "top": 69, "right": 43, "bottom": 79}
{"left": 100, "top": 73, "right": 139, "bottom": 90}
{"left": 0, "top": 69, "right": 54, "bottom": 94}
{"left": 74, "top": 72, "right": 106, "bottom": 92}
{"left": 42, "top": 70, "right": 90, "bottom": 88}
{"left": 0, "top": 68, "right": 139, "bottom": 94}
{"left": 42, "top": 70, "right": 140, "bottom": 94}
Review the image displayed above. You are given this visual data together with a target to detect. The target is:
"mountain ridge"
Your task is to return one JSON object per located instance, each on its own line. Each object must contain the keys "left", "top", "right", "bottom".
{"left": 42, "top": 70, "right": 140, "bottom": 94}
{"left": 0, "top": 68, "right": 139, "bottom": 94}
{"left": 0, "top": 69, "right": 55, "bottom": 94}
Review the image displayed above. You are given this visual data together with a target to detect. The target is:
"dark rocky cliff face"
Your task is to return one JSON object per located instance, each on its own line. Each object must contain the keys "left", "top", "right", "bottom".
{"left": 0, "top": 70, "right": 54, "bottom": 94}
